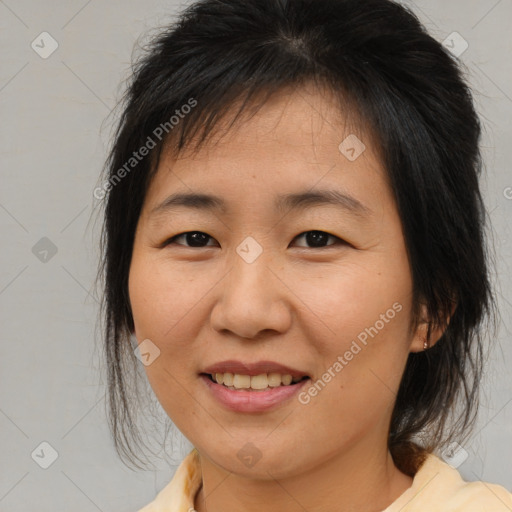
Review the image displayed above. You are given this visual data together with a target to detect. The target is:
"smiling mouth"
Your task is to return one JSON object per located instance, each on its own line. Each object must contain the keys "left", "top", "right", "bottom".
{"left": 202, "top": 372, "right": 309, "bottom": 391}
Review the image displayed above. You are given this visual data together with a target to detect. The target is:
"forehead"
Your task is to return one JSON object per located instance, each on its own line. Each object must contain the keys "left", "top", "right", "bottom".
{"left": 142, "top": 84, "right": 388, "bottom": 219}
{"left": 173, "top": 83, "right": 378, "bottom": 160}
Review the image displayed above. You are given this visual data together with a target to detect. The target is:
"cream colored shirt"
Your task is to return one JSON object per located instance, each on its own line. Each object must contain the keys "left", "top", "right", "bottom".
{"left": 137, "top": 448, "right": 512, "bottom": 511}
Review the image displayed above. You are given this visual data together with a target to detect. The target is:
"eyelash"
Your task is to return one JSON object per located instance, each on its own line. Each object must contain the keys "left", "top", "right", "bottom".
{"left": 162, "top": 230, "right": 346, "bottom": 249}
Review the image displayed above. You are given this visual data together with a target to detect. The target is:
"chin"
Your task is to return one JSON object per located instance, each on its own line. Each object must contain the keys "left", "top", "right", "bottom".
{"left": 196, "top": 437, "right": 318, "bottom": 480}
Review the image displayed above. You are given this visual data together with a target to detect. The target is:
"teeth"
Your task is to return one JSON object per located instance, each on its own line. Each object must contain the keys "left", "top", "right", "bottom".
{"left": 251, "top": 374, "right": 269, "bottom": 390}
{"left": 233, "top": 374, "right": 251, "bottom": 389}
{"left": 267, "top": 373, "right": 282, "bottom": 387}
{"left": 212, "top": 372, "right": 304, "bottom": 390}
{"left": 282, "top": 374, "right": 293, "bottom": 386}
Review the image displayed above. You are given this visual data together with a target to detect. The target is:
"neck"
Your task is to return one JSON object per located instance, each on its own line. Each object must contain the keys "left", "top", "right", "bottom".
{"left": 194, "top": 439, "right": 413, "bottom": 512}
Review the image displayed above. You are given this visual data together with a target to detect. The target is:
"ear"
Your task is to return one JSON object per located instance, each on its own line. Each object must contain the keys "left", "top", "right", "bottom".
{"left": 409, "top": 300, "right": 456, "bottom": 353}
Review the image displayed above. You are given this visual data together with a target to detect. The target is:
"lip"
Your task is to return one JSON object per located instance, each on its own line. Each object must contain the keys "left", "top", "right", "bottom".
{"left": 200, "top": 374, "right": 310, "bottom": 413}
{"left": 201, "top": 360, "right": 310, "bottom": 378}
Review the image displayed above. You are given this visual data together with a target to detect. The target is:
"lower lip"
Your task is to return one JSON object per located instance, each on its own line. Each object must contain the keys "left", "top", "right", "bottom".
{"left": 200, "top": 374, "right": 310, "bottom": 413}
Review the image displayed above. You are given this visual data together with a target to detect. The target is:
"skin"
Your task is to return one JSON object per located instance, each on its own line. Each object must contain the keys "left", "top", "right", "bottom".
{"left": 128, "top": 83, "right": 447, "bottom": 512}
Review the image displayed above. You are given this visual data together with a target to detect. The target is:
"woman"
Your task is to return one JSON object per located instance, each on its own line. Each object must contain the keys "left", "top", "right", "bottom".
{"left": 97, "top": 0, "right": 512, "bottom": 510}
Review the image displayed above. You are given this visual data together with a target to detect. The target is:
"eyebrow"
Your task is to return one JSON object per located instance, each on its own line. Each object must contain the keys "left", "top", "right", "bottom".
{"left": 149, "top": 189, "right": 373, "bottom": 220}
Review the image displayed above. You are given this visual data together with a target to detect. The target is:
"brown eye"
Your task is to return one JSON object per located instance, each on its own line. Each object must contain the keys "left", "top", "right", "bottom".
{"left": 292, "top": 230, "right": 344, "bottom": 248}
{"left": 164, "top": 231, "right": 218, "bottom": 248}
{"left": 162, "top": 230, "right": 345, "bottom": 250}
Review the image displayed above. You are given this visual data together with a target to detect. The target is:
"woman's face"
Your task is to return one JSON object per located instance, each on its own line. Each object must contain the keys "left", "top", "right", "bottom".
{"left": 128, "top": 86, "right": 427, "bottom": 479}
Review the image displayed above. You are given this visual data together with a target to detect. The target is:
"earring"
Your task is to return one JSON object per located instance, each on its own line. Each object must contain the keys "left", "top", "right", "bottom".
{"left": 423, "top": 338, "right": 429, "bottom": 351}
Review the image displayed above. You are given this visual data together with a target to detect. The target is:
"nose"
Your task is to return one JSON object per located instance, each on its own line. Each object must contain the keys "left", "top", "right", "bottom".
{"left": 210, "top": 249, "right": 292, "bottom": 340}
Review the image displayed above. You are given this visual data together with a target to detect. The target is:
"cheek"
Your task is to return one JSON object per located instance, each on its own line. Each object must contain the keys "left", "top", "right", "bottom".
{"left": 128, "top": 254, "right": 201, "bottom": 342}
{"left": 293, "top": 252, "right": 413, "bottom": 414}
{"left": 293, "top": 257, "right": 412, "bottom": 348}
{"left": 128, "top": 256, "right": 201, "bottom": 419}
{"left": 128, "top": 254, "right": 214, "bottom": 398}
{"left": 298, "top": 305, "right": 411, "bottom": 444}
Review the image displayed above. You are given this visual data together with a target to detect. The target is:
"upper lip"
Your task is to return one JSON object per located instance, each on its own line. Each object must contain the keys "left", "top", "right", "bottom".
{"left": 202, "top": 360, "right": 310, "bottom": 378}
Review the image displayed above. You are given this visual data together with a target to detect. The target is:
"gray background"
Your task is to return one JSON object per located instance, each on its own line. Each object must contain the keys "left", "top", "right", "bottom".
{"left": 1, "top": 0, "right": 511, "bottom": 510}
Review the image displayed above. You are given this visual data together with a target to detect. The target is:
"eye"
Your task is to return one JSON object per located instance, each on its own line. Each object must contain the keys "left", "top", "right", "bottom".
{"left": 163, "top": 231, "right": 218, "bottom": 248}
{"left": 162, "top": 230, "right": 345, "bottom": 249}
{"left": 291, "top": 230, "right": 345, "bottom": 248}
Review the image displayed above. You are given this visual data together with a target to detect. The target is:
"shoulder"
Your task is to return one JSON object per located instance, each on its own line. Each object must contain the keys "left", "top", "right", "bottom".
{"left": 136, "top": 448, "right": 202, "bottom": 512}
{"left": 448, "top": 478, "right": 512, "bottom": 510}
{"left": 390, "top": 452, "right": 512, "bottom": 512}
